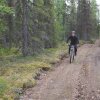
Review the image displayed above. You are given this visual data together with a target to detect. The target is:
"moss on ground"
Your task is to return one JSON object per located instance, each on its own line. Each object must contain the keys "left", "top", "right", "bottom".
{"left": 0, "top": 42, "right": 67, "bottom": 99}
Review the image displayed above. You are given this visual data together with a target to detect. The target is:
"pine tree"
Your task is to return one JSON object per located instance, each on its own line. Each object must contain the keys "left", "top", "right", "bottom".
{"left": 77, "top": 0, "right": 92, "bottom": 40}
{"left": 91, "top": 0, "right": 98, "bottom": 38}
{"left": 65, "top": 0, "right": 77, "bottom": 34}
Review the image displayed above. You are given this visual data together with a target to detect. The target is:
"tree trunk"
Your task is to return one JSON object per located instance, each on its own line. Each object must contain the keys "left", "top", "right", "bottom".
{"left": 22, "top": 0, "right": 29, "bottom": 56}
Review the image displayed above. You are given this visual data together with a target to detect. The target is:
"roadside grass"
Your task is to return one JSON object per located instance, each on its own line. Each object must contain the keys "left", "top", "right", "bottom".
{"left": 79, "top": 39, "right": 96, "bottom": 45}
{"left": 0, "top": 42, "right": 67, "bottom": 99}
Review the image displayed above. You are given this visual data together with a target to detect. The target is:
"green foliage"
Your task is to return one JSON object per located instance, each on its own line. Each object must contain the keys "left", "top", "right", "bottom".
{"left": 0, "top": 19, "right": 7, "bottom": 33}
{"left": 91, "top": 0, "right": 97, "bottom": 19}
{"left": 0, "top": 48, "right": 19, "bottom": 56}
{"left": 0, "top": 77, "right": 8, "bottom": 97}
{"left": 0, "top": 0, "right": 67, "bottom": 56}
{"left": 34, "top": 0, "right": 44, "bottom": 6}
{"left": 0, "top": 0, "right": 14, "bottom": 14}
{"left": 90, "top": 0, "right": 98, "bottom": 37}
{"left": 0, "top": 0, "right": 14, "bottom": 36}
{"left": 53, "top": 0, "right": 66, "bottom": 41}
{"left": 0, "top": 5, "right": 14, "bottom": 14}
{"left": 54, "top": 20, "right": 65, "bottom": 41}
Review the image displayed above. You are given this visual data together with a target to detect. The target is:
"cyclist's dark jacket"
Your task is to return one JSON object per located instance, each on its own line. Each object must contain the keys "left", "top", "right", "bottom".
{"left": 67, "top": 36, "right": 79, "bottom": 45}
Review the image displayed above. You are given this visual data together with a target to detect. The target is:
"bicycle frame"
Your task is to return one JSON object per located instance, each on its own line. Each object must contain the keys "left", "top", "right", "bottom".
{"left": 70, "top": 45, "right": 75, "bottom": 63}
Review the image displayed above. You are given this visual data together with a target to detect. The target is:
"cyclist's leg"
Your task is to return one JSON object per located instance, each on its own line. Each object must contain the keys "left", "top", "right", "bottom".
{"left": 75, "top": 45, "right": 77, "bottom": 56}
{"left": 69, "top": 45, "right": 71, "bottom": 54}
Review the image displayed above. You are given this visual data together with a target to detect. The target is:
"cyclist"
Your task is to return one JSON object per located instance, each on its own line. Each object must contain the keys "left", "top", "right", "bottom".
{"left": 67, "top": 31, "right": 79, "bottom": 56}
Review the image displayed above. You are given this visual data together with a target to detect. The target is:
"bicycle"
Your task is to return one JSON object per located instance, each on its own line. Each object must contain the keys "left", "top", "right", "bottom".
{"left": 69, "top": 45, "right": 75, "bottom": 63}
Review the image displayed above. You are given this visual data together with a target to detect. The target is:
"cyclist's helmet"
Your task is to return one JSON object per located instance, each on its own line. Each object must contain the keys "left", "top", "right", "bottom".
{"left": 72, "top": 31, "right": 75, "bottom": 36}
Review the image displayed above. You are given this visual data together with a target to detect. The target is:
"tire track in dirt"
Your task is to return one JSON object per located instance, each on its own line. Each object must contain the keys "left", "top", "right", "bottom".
{"left": 74, "top": 43, "right": 100, "bottom": 100}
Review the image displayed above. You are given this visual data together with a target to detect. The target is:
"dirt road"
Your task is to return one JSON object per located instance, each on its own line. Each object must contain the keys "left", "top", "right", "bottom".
{"left": 20, "top": 41, "right": 100, "bottom": 100}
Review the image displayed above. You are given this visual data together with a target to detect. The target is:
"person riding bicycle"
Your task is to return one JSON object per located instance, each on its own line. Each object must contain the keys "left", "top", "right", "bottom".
{"left": 67, "top": 31, "right": 79, "bottom": 56}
